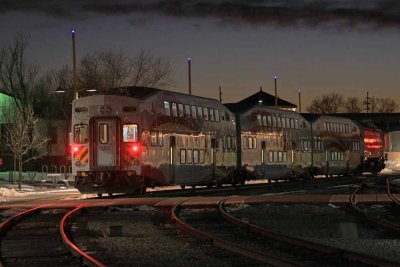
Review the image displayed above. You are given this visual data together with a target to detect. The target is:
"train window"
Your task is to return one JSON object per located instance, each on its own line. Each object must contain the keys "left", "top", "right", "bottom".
{"left": 290, "top": 118, "right": 295, "bottom": 129}
{"left": 272, "top": 117, "right": 276, "bottom": 127}
{"left": 74, "top": 124, "right": 88, "bottom": 144}
{"left": 262, "top": 115, "right": 267, "bottom": 126}
{"left": 199, "top": 150, "right": 205, "bottom": 164}
{"left": 123, "top": 124, "right": 138, "bottom": 142}
{"left": 193, "top": 149, "right": 199, "bottom": 164}
{"left": 257, "top": 115, "right": 262, "bottom": 126}
{"left": 158, "top": 132, "right": 163, "bottom": 146}
{"left": 164, "top": 101, "right": 171, "bottom": 116}
{"left": 225, "top": 112, "right": 230, "bottom": 121}
{"left": 248, "top": 137, "right": 253, "bottom": 149}
{"left": 178, "top": 103, "right": 184, "bottom": 117}
{"left": 277, "top": 117, "right": 281, "bottom": 128}
{"left": 141, "top": 131, "right": 150, "bottom": 145}
{"left": 283, "top": 152, "right": 287, "bottom": 162}
{"left": 99, "top": 124, "right": 108, "bottom": 144}
{"left": 215, "top": 109, "right": 220, "bottom": 122}
{"left": 282, "top": 117, "right": 286, "bottom": 128}
{"left": 191, "top": 105, "right": 197, "bottom": 119}
{"left": 278, "top": 151, "right": 283, "bottom": 162}
{"left": 285, "top": 118, "right": 289, "bottom": 129}
{"left": 151, "top": 131, "right": 157, "bottom": 146}
{"left": 209, "top": 108, "right": 215, "bottom": 122}
{"left": 295, "top": 119, "right": 299, "bottom": 129}
{"left": 268, "top": 151, "right": 273, "bottom": 162}
{"left": 171, "top": 103, "right": 178, "bottom": 117}
{"left": 203, "top": 107, "right": 209, "bottom": 121}
{"left": 253, "top": 137, "right": 257, "bottom": 149}
{"left": 180, "top": 149, "right": 186, "bottom": 164}
{"left": 267, "top": 116, "right": 272, "bottom": 127}
{"left": 185, "top": 104, "right": 190, "bottom": 118}
{"left": 197, "top": 106, "right": 203, "bottom": 120}
{"left": 186, "top": 149, "right": 192, "bottom": 164}
{"left": 273, "top": 151, "right": 278, "bottom": 162}
{"left": 243, "top": 136, "right": 248, "bottom": 149}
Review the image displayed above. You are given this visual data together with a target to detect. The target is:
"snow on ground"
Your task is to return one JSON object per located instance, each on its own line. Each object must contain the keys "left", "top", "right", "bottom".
{"left": 380, "top": 159, "right": 400, "bottom": 175}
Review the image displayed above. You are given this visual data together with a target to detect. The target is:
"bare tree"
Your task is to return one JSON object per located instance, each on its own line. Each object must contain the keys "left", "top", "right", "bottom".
{"left": 307, "top": 93, "right": 344, "bottom": 114}
{"left": 79, "top": 49, "right": 173, "bottom": 94}
{"left": 0, "top": 34, "right": 38, "bottom": 115}
{"left": 344, "top": 97, "right": 362, "bottom": 113}
{"left": 4, "top": 105, "right": 49, "bottom": 190}
{"left": 363, "top": 96, "right": 398, "bottom": 113}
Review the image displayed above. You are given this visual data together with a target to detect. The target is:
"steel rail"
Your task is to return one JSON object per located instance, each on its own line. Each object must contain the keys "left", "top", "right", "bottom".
{"left": 59, "top": 205, "right": 106, "bottom": 267}
{"left": 170, "top": 200, "right": 299, "bottom": 267}
{"left": 349, "top": 181, "right": 400, "bottom": 237}
{"left": 386, "top": 178, "right": 400, "bottom": 207}
{"left": 220, "top": 199, "right": 400, "bottom": 267}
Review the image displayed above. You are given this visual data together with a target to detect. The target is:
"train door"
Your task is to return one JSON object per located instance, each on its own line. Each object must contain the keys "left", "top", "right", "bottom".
{"left": 92, "top": 118, "right": 119, "bottom": 167}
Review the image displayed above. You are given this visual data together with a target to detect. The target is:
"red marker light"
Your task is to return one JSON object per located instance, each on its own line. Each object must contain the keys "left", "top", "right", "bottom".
{"left": 133, "top": 145, "right": 139, "bottom": 152}
{"left": 74, "top": 147, "right": 79, "bottom": 152}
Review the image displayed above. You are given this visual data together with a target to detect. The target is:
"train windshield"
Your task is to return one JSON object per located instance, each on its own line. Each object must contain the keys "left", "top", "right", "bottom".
{"left": 74, "top": 124, "right": 88, "bottom": 144}
{"left": 123, "top": 124, "right": 138, "bottom": 142}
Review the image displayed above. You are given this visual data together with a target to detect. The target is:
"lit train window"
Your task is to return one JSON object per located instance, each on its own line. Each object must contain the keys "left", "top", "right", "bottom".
{"left": 74, "top": 124, "right": 88, "bottom": 144}
{"left": 203, "top": 107, "right": 209, "bottom": 121}
{"left": 215, "top": 109, "right": 220, "bottom": 122}
{"left": 262, "top": 115, "right": 267, "bottom": 126}
{"left": 99, "top": 124, "right": 108, "bottom": 144}
{"left": 151, "top": 131, "right": 157, "bottom": 146}
{"left": 290, "top": 118, "right": 295, "bottom": 129}
{"left": 248, "top": 137, "right": 253, "bottom": 149}
{"left": 282, "top": 117, "right": 286, "bottom": 128}
{"left": 295, "top": 119, "right": 299, "bottom": 129}
{"left": 278, "top": 151, "right": 283, "bottom": 162}
{"left": 267, "top": 116, "right": 272, "bottom": 126}
{"left": 193, "top": 149, "right": 199, "bottom": 164}
{"left": 272, "top": 117, "right": 277, "bottom": 127}
{"left": 123, "top": 124, "right": 138, "bottom": 142}
{"left": 191, "top": 105, "right": 197, "bottom": 119}
{"left": 180, "top": 149, "right": 186, "bottom": 164}
{"left": 158, "top": 132, "right": 163, "bottom": 147}
{"left": 164, "top": 101, "right": 170, "bottom": 116}
{"left": 186, "top": 149, "right": 192, "bottom": 164}
{"left": 178, "top": 103, "right": 184, "bottom": 117}
{"left": 253, "top": 137, "right": 257, "bottom": 149}
{"left": 209, "top": 108, "right": 215, "bottom": 122}
{"left": 185, "top": 105, "right": 190, "bottom": 118}
{"left": 268, "top": 151, "right": 273, "bottom": 162}
{"left": 257, "top": 115, "right": 262, "bottom": 126}
{"left": 197, "top": 106, "right": 203, "bottom": 120}
{"left": 199, "top": 150, "right": 205, "bottom": 164}
{"left": 172, "top": 103, "right": 178, "bottom": 117}
{"left": 274, "top": 151, "right": 278, "bottom": 162}
{"left": 283, "top": 152, "right": 287, "bottom": 162}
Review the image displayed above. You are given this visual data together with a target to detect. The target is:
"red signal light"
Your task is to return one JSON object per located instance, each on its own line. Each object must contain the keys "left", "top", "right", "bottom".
{"left": 132, "top": 145, "right": 139, "bottom": 153}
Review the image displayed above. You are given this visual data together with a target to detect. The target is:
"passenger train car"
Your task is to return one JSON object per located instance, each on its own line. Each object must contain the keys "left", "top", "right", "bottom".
{"left": 70, "top": 87, "right": 385, "bottom": 196}
{"left": 70, "top": 87, "right": 236, "bottom": 196}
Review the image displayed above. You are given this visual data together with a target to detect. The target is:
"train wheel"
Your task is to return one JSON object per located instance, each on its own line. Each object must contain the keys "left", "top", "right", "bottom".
{"left": 180, "top": 185, "right": 186, "bottom": 190}
{"left": 97, "top": 193, "right": 103, "bottom": 198}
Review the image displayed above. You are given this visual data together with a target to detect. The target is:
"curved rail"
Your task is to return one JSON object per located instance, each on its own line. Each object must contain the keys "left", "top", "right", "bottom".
{"left": 59, "top": 205, "right": 106, "bottom": 267}
{"left": 170, "top": 200, "right": 298, "bottom": 267}
{"left": 220, "top": 200, "right": 400, "bottom": 267}
{"left": 349, "top": 182, "right": 400, "bottom": 236}
{"left": 386, "top": 178, "right": 400, "bottom": 207}
{"left": 0, "top": 206, "right": 42, "bottom": 235}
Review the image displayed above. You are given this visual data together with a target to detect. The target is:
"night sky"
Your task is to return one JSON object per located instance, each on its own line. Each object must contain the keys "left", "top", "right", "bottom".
{"left": 1, "top": 0, "right": 399, "bottom": 108}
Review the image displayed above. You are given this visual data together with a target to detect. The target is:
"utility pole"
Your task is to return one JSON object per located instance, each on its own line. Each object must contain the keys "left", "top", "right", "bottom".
{"left": 188, "top": 57, "right": 192, "bottom": 95}
{"left": 366, "top": 91, "right": 370, "bottom": 113}
{"left": 298, "top": 90, "right": 302, "bottom": 113}
{"left": 274, "top": 76, "right": 278, "bottom": 106}
{"left": 219, "top": 86, "right": 222, "bottom": 103}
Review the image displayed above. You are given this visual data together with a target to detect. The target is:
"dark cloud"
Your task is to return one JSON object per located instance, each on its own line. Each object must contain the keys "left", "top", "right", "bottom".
{"left": 1, "top": 0, "right": 400, "bottom": 30}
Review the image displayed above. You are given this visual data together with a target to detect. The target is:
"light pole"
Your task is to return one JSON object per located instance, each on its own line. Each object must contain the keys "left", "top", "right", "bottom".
{"left": 274, "top": 76, "right": 278, "bottom": 106}
{"left": 298, "top": 89, "right": 302, "bottom": 113}
{"left": 188, "top": 57, "right": 192, "bottom": 95}
{"left": 72, "top": 29, "right": 78, "bottom": 100}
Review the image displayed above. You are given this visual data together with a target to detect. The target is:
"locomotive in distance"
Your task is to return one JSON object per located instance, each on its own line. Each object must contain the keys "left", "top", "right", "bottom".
{"left": 70, "top": 87, "right": 384, "bottom": 197}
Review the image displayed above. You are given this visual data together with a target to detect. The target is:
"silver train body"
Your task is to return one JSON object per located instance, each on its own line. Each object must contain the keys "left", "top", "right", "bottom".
{"left": 70, "top": 87, "right": 380, "bottom": 195}
{"left": 71, "top": 88, "right": 236, "bottom": 195}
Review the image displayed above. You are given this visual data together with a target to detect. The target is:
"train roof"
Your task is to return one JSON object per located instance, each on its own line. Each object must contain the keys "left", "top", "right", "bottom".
{"left": 301, "top": 113, "right": 356, "bottom": 124}
{"left": 225, "top": 89, "right": 296, "bottom": 113}
{"left": 111, "top": 86, "right": 221, "bottom": 103}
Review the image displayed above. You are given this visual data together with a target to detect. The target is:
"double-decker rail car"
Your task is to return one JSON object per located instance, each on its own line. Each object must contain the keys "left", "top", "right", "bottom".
{"left": 232, "top": 105, "right": 312, "bottom": 181}
{"left": 70, "top": 87, "right": 236, "bottom": 196}
{"left": 302, "top": 114, "right": 363, "bottom": 176}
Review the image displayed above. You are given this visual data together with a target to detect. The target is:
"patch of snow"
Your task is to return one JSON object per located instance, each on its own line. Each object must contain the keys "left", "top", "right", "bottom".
{"left": 381, "top": 159, "right": 400, "bottom": 174}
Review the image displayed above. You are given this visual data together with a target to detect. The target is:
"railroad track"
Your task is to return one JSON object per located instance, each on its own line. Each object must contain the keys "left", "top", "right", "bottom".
{"left": 349, "top": 180, "right": 400, "bottom": 236}
{"left": 0, "top": 205, "right": 105, "bottom": 267}
{"left": 171, "top": 198, "right": 399, "bottom": 267}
